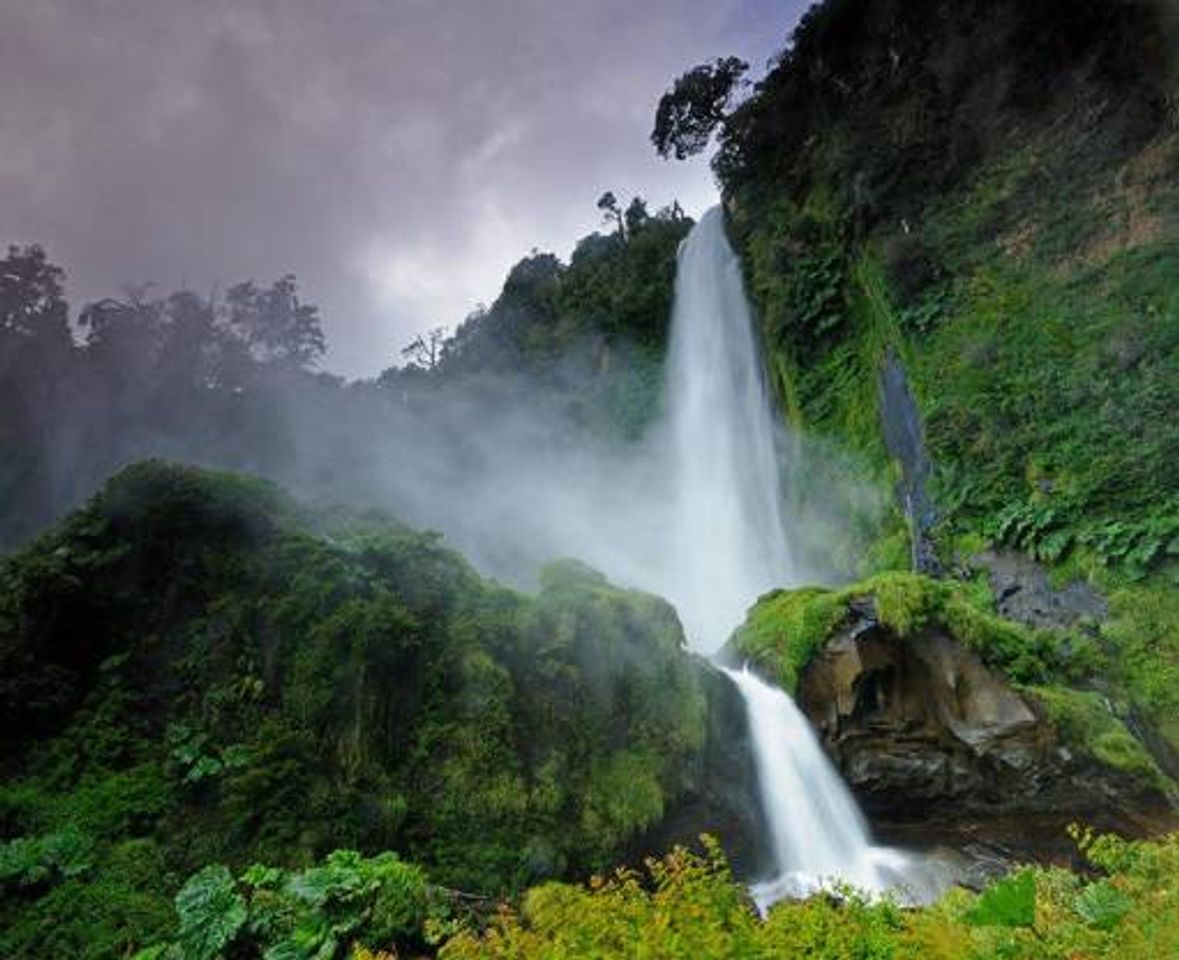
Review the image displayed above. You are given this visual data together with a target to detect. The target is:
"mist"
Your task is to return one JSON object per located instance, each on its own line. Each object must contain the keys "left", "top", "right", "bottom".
{"left": 0, "top": 206, "right": 887, "bottom": 655}
{"left": 234, "top": 221, "right": 885, "bottom": 651}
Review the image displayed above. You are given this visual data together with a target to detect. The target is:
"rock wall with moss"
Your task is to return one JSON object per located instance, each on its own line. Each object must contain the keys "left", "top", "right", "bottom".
{"left": 726, "top": 573, "right": 1175, "bottom": 839}
{"left": 722, "top": 0, "right": 1179, "bottom": 570}
{"left": 705, "top": 0, "right": 1179, "bottom": 778}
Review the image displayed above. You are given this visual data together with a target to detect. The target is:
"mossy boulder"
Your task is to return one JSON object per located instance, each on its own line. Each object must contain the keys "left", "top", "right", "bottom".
{"left": 724, "top": 573, "right": 1174, "bottom": 840}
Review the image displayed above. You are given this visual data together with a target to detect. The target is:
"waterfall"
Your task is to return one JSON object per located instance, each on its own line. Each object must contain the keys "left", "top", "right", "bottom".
{"left": 662, "top": 206, "right": 793, "bottom": 654}
{"left": 720, "top": 666, "right": 915, "bottom": 909}
{"left": 663, "top": 206, "right": 929, "bottom": 908}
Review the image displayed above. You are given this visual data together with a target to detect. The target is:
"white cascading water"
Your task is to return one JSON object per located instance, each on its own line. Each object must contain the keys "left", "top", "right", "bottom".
{"left": 663, "top": 206, "right": 793, "bottom": 654}
{"left": 724, "top": 666, "right": 915, "bottom": 909}
{"left": 663, "top": 206, "right": 925, "bottom": 909}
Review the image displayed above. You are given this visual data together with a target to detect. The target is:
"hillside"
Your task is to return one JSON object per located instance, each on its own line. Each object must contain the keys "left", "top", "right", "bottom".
{"left": 0, "top": 462, "right": 762, "bottom": 957}
{"left": 715, "top": 0, "right": 1179, "bottom": 567}
{"left": 656, "top": 0, "right": 1179, "bottom": 775}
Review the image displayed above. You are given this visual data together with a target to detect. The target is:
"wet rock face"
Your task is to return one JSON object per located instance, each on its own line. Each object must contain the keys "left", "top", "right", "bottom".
{"left": 796, "top": 601, "right": 1058, "bottom": 820}
{"left": 973, "top": 549, "right": 1107, "bottom": 631}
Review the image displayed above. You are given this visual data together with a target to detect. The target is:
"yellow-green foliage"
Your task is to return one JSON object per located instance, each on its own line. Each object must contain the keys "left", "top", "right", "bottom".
{"left": 1024, "top": 687, "right": 1168, "bottom": 788}
{"left": 1103, "top": 579, "right": 1179, "bottom": 727}
{"left": 729, "top": 572, "right": 1068, "bottom": 693}
{"left": 439, "top": 832, "right": 1179, "bottom": 960}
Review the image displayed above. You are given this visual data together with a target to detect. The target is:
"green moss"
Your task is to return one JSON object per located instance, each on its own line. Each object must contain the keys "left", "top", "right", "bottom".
{"left": 1025, "top": 686, "right": 1170, "bottom": 789}
{"left": 730, "top": 571, "right": 1101, "bottom": 692}
{"left": 728, "top": 587, "right": 846, "bottom": 691}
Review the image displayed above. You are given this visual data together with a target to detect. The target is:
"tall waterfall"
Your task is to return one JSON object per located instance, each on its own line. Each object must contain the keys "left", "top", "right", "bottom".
{"left": 664, "top": 206, "right": 924, "bottom": 908}
{"left": 663, "top": 206, "right": 793, "bottom": 653}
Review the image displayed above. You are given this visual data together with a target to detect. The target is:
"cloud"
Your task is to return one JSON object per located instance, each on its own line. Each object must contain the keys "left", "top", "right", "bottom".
{"left": 0, "top": 0, "right": 805, "bottom": 376}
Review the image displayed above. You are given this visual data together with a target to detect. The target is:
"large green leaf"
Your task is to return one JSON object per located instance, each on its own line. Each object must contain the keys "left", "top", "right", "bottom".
{"left": 175, "top": 864, "right": 247, "bottom": 960}
{"left": 1074, "top": 880, "right": 1132, "bottom": 931}
{"left": 965, "top": 869, "right": 1036, "bottom": 929}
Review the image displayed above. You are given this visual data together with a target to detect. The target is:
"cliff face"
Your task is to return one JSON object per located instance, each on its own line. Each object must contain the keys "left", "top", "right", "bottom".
{"left": 720, "top": 0, "right": 1179, "bottom": 571}
{"left": 707, "top": 0, "right": 1179, "bottom": 788}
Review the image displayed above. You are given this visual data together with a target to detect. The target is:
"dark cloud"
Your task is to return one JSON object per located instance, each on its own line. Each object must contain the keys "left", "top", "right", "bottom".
{"left": 1, "top": 0, "right": 805, "bottom": 376}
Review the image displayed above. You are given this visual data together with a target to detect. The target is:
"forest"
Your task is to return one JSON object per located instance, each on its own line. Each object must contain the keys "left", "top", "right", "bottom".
{"left": 3, "top": 0, "right": 1179, "bottom": 957}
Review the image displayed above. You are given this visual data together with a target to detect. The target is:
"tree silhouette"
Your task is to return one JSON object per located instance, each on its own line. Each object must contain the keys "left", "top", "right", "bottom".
{"left": 651, "top": 57, "right": 748, "bottom": 160}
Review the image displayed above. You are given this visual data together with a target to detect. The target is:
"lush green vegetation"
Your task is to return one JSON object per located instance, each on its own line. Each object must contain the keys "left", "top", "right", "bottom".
{"left": 731, "top": 572, "right": 1076, "bottom": 692}
{"left": 441, "top": 830, "right": 1179, "bottom": 960}
{"left": 0, "top": 461, "right": 709, "bottom": 957}
{"left": 728, "top": 571, "right": 1172, "bottom": 789}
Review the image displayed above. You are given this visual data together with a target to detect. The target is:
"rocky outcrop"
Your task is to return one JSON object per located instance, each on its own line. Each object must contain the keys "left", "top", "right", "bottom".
{"left": 796, "top": 599, "right": 1050, "bottom": 817}
{"left": 971, "top": 549, "right": 1108, "bottom": 632}
{"left": 792, "top": 598, "right": 1171, "bottom": 838}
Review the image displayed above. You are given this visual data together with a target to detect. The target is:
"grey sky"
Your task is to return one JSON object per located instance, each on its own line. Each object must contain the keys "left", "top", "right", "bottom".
{"left": 1, "top": 0, "right": 806, "bottom": 376}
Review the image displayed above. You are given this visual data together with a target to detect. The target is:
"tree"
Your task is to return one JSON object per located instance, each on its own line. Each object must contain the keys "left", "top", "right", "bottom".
{"left": 400, "top": 326, "right": 448, "bottom": 371}
{"left": 225, "top": 275, "right": 325, "bottom": 370}
{"left": 597, "top": 191, "right": 625, "bottom": 238}
{"left": 651, "top": 56, "right": 749, "bottom": 160}
{"left": 0, "top": 244, "right": 72, "bottom": 354}
{"left": 624, "top": 197, "right": 650, "bottom": 237}
{"left": 0, "top": 245, "right": 74, "bottom": 545}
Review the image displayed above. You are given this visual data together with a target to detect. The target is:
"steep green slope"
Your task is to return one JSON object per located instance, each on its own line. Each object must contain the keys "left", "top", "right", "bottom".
{"left": 677, "top": 0, "right": 1179, "bottom": 766}
{"left": 720, "top": 0, "right": 1179, "bottom": 575}
{"left": 0, "top": 462, "right": 719, "bottom": 957}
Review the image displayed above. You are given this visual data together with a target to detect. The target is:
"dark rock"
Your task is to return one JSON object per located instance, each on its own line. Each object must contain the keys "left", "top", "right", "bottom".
{"left": 973, "top": 548, "right": 1107, "bottom": 631}
{"left": 794, "top": 600, "right": 1167, "bottom": 838}
{"left": 878, "top": 350, "right": 940, "bottom": 575}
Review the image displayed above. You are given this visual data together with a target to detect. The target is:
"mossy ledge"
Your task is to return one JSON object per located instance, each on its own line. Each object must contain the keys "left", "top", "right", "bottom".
{"left": 725, "top": 572, "right": 1174, "bottom": 799}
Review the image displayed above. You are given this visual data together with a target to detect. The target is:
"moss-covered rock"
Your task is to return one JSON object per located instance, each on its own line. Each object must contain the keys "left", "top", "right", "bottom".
{"left": 725, "top": 573, "right": 1175, "bottom": 834}
{"left": 727, "top": 571, "right": 1080, "bottom": 693}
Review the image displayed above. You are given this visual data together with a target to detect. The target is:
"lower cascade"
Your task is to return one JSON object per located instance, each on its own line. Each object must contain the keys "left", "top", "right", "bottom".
{"left": 663, "top": 206, "right": 940, "bottom": 907}
{"left": 721, "top": 666, "right": 942, "bottom": 909}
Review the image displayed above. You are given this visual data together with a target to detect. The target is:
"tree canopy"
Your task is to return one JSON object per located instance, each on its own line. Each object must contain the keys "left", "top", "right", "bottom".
{"left": 651, "top": 56, "right": 748, "bottom": 160}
